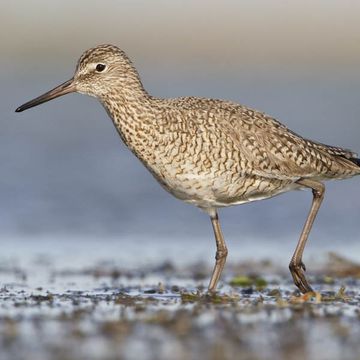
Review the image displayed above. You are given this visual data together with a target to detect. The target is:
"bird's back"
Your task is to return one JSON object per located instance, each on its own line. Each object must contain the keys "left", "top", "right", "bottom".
{"left": 156, "top": 96, "right": 360, "bottom": 182}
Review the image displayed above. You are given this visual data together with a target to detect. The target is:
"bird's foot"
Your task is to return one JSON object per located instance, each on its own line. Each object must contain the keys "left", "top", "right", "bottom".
{"left": 289, "top": 261, "right": 313, "bottom": 294}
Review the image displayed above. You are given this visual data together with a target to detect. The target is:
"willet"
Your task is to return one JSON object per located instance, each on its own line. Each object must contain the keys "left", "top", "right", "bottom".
{"left": 16, "top": 44, "right": 360, "bottom": 293}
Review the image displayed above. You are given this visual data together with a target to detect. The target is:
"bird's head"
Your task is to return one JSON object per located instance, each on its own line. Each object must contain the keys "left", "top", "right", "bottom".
{"left": 16, "top": 44, "right": 140, "bottom": 113}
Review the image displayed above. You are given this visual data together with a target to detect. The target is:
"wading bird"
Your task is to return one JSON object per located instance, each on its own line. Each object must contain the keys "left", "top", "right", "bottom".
{"left": 16, "top": 45, "right": 360, "bottom": 293}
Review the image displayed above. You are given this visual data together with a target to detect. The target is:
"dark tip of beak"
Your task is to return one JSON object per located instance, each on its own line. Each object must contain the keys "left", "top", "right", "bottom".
{"left": 15, "top": 78, "right": 75, "bottom": 113}
{"left": 15, "top": 106, "right": 25, "bottom": 113}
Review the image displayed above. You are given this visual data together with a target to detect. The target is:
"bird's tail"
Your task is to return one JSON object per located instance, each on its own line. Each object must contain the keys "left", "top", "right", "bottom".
{"left": 349, "top": 157, "right": 360, "bottom": 167}
{"left": 311, "top": 140, "right": 360, "bottom": 169}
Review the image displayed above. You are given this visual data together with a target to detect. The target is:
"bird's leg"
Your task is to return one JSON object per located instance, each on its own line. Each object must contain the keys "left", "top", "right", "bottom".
{"left": 290, "top": 178, "right": 325, "bottom": 293}
{"left": 208, "top": 212, "right": 228, "bottom": 293}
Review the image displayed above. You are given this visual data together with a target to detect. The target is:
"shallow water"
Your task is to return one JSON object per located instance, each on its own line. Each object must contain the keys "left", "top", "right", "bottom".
{"left": 0, "top": 238, "right": 360, "bottom": 360}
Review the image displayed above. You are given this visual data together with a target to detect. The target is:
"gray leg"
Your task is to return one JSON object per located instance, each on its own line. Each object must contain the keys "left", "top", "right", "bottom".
{"left": 208, "top": 212, "right": 228, "bottom": 293}
{"left": 290, "top": 178, "right": 325, "bottom": 293}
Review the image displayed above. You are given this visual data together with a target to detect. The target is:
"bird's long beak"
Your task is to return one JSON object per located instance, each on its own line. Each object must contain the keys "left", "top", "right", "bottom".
{"left": 15, "top": 78, "right": 76, "bottom": 113}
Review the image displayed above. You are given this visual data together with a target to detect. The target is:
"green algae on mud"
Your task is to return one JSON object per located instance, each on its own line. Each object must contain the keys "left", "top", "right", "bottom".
{"left": 229, "top": 275, "right": 268, "bottom": 290}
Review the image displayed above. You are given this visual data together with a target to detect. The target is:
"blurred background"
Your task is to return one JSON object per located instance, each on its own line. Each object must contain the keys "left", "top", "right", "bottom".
{"left": 1, "top": 0, "right": 360, "bottom": 265}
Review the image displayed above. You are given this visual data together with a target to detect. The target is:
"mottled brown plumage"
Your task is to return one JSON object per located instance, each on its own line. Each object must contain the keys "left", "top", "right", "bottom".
{"left": 16, "top": 44, "right": 360, "bottom": 293}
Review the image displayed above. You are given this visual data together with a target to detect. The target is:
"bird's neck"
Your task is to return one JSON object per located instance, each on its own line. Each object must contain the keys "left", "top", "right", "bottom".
{"left": 100, "top": 83, "right": 157, "bottom": 154}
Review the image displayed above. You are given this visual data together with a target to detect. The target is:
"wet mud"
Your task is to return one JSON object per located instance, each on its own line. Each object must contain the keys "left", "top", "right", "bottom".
{"left": 0, "top": 253, "right": 359, "bottom": 360}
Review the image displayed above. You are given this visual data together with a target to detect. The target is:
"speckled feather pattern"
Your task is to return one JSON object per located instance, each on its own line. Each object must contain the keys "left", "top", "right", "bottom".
{"left": 74, "top": 45, "right": 360, "bottom": 213}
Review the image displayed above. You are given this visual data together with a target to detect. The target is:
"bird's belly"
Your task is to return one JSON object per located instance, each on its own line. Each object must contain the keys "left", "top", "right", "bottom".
{"left": 152, "top": 166, "right": 298, "bottom": 209}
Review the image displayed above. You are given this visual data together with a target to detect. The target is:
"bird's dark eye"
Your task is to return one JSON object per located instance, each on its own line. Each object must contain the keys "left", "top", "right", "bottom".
{"left": 95, "top": 64, "right": 106, "bottom": 72}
